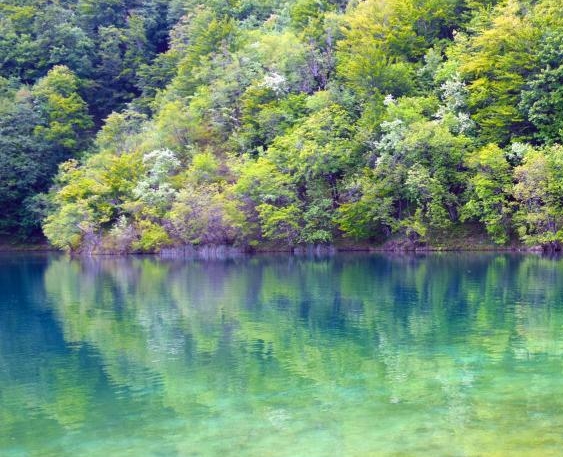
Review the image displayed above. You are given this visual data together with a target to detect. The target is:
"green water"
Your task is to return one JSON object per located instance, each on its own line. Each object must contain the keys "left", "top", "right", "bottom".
{"left": 2, "top": 253, "right": 563, "bottom": 456}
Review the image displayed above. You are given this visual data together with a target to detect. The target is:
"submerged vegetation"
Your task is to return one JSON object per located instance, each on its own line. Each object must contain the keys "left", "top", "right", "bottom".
{"left": 4, "top": 0, "right": 563, "bottom": 251}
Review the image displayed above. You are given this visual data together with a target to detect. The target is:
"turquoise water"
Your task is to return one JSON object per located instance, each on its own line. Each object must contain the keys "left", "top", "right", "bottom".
{"left": 2, "top": 253, "right": 563, "bottom": 456}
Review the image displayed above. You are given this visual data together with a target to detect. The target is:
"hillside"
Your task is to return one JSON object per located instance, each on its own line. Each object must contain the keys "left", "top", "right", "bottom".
{"left": 3, "top": 0, "right": 563, "bottom": 252}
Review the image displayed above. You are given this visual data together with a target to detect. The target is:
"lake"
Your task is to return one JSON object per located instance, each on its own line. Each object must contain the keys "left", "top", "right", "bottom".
{"left": 1, "top": 253, "right": 563, "bottom": 456}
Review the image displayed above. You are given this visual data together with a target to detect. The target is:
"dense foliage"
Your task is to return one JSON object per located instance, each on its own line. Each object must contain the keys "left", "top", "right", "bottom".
{"left": 5, "top": 0, "right": 563, "bottom": 250}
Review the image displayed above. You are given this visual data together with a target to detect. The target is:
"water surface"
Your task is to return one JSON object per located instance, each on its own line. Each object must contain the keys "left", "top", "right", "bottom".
{"left": 2, "top": 253, "right": 563, "bottom": 456}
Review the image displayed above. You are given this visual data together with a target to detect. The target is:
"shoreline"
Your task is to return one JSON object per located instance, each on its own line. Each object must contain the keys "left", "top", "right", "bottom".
{"left": 0, "top": 241, "right": 547, "bottom": 255}
{"left": 0, "top": 244, "right": 55, "bottom": 253}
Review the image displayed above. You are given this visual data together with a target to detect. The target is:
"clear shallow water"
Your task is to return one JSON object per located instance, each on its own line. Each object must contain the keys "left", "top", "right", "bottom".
{"left": 2, "top": 253, "right": 563, "bottom": 457}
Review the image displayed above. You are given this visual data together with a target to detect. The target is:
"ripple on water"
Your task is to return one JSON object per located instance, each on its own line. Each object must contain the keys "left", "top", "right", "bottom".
{"left": 2, "top": 253, "right": 563, "bottom": 456}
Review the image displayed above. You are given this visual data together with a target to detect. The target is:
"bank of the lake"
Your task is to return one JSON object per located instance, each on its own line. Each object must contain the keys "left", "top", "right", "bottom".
{"left": 0, "top": 242, "right": 54, "bottom": 252}
{"left": 5, "top": 224, "right": 541, "bottom": 255}
{"left": 0, "top": 240, "right": 538, "bottom": 255}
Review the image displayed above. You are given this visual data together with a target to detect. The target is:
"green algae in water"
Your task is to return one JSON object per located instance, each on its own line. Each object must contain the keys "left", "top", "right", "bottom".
{"left": 1, "top": 253, "right": 563, "bottom": 456}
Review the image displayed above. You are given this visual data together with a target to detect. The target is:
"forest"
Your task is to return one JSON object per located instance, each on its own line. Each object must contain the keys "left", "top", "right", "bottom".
{"left": 2, "top": 0, "right": 563, "bottom": 252}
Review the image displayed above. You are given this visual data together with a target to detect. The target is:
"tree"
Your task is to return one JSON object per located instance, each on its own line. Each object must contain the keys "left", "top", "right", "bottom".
{"left": 131, "top": 149, "right": 180, "bottom": 216}
{"left": 337, "top": 87, "right": 473, "bottom": 241}
{"left": 32, "top": 65, "right": 93, "bottom": 151}
{"left": 513, "top": 145, "right": 563, "bottom": 247}
{"left": 170, "top": 7, "right": 238, "bottom": 97}
{"left": 43, "top": 151, "right": 143, "bottom": 252}
{"left": 240, "top": 104, "right": 359, "bottom": 244}
{"left": 336, "top": 0, "right": 416, "bottom": 100}
{"left": 520, "top": 30, "right": 563, "bottom": 144}
{"left": 0, "top": 66, "right": 91, "bottom": 237}
{"left": 169, "top": 184, "right": 246, "bottom": 246}
{"left": 336, "top": 0, "right": 462, "bottom": 100}
{"left": 462, "top": 144, "right": 513, "bottom": 244}
{"left": 459, "top": 0, "right": 540, "bottom": 144}
{"left": 0, "top": 89, "right": 55, "bottom": 237}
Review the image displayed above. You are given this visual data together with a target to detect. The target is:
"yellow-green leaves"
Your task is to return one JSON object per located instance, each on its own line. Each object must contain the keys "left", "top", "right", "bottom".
{"left": 459, "top": 0, "right": 541, "bottom": 144}
{"left": 32, "top": 66, "right": 93, "bottom": 151}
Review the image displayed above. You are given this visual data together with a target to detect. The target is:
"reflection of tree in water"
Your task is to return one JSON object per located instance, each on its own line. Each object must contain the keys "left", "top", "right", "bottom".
{"left": 48, "top": 254, "right": 563, "bottom": 362}
{"left": 5, "top": 253, "right": 563, "bottom": 455}
{"left": 0, "top": 255, "right": 100, "bottom": 451}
